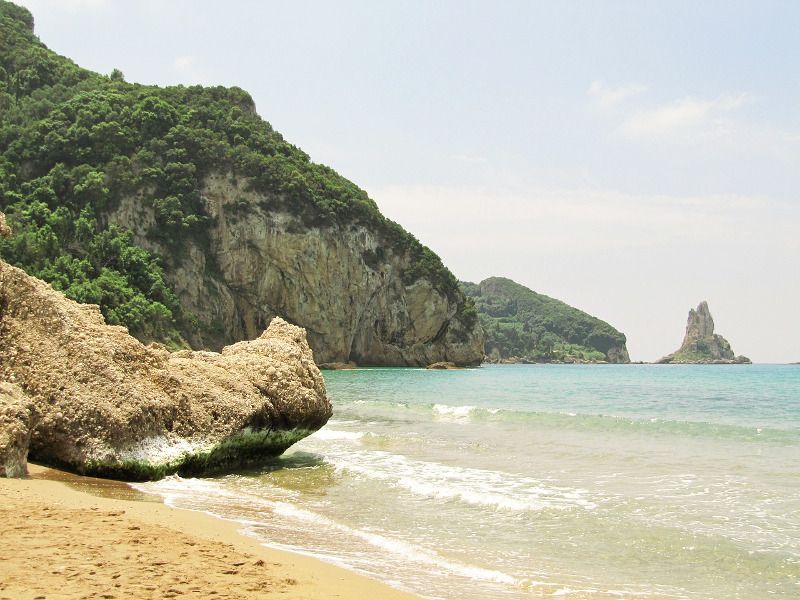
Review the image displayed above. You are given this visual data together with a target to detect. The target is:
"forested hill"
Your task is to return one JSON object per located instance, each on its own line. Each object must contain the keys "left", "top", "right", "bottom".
{"left": 461, "top": 277, "right": 630, "bottom": 363}
{"left": 0, "top": 1, "right": 482, "bottom": 365}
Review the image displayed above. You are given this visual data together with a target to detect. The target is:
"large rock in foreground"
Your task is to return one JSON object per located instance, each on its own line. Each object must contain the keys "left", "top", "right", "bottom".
{"left": 657, "top": 301, "right": 751, "bottom": 364}
{"left": 0, "top": 260, "right": 331, "bottom": 480}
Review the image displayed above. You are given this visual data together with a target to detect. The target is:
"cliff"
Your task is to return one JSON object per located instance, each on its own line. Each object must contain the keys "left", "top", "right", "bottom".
{"left": 461, "top": 277, "right": 630, "bottom": 363}
{"left": 657, "top": 301, "right": 751, "bottom": 364}
{"left": 108, "top": 174, "right": 484, "bottom": 366}
{"left": 0, "top": 255, "right": 332, "bottom": 480}
{"left": 0, "top": 0, "right": 483, "bottom": 366}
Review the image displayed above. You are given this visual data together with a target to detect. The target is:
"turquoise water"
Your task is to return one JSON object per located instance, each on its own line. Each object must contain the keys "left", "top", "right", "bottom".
{"left": 138, "top": 365, "right": 800, "bottom": 599}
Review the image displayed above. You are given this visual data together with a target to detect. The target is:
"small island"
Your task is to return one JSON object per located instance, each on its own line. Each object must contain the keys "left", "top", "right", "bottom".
{"left": 657, "top": 301, "right": 751, "bottom": 364}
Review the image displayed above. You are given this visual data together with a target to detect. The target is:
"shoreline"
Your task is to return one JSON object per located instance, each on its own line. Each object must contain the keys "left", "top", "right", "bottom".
{"left": 0, "top": 464, "right": 420, "bottom": 600}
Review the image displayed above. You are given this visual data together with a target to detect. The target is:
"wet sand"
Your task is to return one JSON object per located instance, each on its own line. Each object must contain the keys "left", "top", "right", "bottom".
{"left": 0, "top": 464, "right": 420, "bottom": 600}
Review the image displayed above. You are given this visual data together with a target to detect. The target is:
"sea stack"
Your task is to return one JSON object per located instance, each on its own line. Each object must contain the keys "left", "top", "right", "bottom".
{"left": 657, "top": 301, "right": 751, "bottom": 364}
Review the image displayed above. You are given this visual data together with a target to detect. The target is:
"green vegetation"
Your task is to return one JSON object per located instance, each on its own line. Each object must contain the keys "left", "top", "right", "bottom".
{"left": 0, "top": 0, "right": 469, "bottom": 346}
{"left": 461, "top": 277, "right": 628, "bottom": 363}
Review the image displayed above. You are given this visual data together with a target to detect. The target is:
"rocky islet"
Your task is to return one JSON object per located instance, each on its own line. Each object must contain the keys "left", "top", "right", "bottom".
{"left": 657, "top": 301, "right": 751, "bottom": 364}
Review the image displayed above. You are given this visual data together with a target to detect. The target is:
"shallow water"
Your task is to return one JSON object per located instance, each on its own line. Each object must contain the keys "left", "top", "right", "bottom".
{"left": 137, "top": 364, "right": 800, "bottom": 599}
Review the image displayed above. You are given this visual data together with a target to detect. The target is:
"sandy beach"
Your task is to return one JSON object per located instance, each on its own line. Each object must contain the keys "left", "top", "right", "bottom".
{"left": 0, "top": 464, "right": 420, "bottom": 600}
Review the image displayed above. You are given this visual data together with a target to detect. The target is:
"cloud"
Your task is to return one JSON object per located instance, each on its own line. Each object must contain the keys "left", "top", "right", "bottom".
{"left": 621, "top": 92, "right": 752, "bottom": 138}
{"left": 367, "top": 183, "right": 782, "bottom": 262}
{"left": 587, "top": 81, "right": 648, "bottom": 110}
{"left": 173, "top": 55, "right": 196, "bottom": 72}
{"left": 449, "top": 154, "right": 487, "bottom": 164}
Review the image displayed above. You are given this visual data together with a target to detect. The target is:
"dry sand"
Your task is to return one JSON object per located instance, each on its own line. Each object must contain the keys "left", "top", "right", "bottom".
{"left": 0, "top": 465, "right": 420, "bottom": 600}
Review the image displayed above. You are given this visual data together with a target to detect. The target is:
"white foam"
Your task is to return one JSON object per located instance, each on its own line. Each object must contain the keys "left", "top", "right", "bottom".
{"left": 270, "top": 501, "right": 517, "bottom": 584}
{"left": 433, "top": 404, "right": 477, "bottom": 419}
{"left": 311, "top": 447, "right": 598, "bottom": 512}
{"left": 311, "top": 429, "right": 365, "bottom": 441}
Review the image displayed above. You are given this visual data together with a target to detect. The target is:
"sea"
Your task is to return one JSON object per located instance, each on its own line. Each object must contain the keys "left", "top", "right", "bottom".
{"left": 136, "top": 364, "right": 800, "bottom": 599}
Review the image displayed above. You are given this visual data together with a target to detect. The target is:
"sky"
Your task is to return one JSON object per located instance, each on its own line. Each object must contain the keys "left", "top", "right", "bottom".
{"left": 14, "top": 0, "right": 800, "bottom": 362}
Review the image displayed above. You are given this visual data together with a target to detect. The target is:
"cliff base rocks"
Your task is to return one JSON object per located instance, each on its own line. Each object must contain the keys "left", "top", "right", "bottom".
{"left": 657, "top": 301, "right": 751, "bottom": 364}
{"left": 0, "top": 259, "right": 331, "bottom": 480}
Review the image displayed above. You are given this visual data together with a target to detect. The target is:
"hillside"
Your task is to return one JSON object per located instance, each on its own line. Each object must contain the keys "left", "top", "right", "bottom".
{"left": 0, "top": 1, "right": 482, "bottom": 365}
{"left": 461, "top": 277, "right": 629, "bottom": 363}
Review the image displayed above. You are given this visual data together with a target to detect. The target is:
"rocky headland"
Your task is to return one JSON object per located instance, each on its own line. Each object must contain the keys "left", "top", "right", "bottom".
{"left": 0, "top": 244, "right": 331, "bottom": 480}
{"left": 657, "top": 301, "right": 751, "bottom": 364}
{"left": 461, "top": 277, "right": 630, "bottom": 364}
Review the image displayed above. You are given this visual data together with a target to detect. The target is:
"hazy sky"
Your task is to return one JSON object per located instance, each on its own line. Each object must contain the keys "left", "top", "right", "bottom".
{"left": 15, "top": 0, "right": 800, "bottom": 362}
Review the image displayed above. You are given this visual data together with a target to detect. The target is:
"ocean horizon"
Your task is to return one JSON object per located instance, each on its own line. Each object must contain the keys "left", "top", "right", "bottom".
{"left": 138, "top": 364, "right": 800, "bottom": 599}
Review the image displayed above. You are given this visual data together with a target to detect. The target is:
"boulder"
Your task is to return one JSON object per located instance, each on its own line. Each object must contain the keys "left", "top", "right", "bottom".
{"left": 318, "top": 361, "right": 357, "bottom": 370}
{"left": 0, "top": 260, "right": 331, "bottom": 480}
{"left": 657, "top": 301, "right": 751, "bottom": 364}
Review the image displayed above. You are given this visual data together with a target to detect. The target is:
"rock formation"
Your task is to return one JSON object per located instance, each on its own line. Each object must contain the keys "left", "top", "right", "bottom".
{"left": 0, "top": 259, "right": 332, "bottom": 480}
{"left": 657, "top": 301, "right": 751, "bottom": 364}
{"left": 108, "top": 174, "right": 484, "bottom": 367}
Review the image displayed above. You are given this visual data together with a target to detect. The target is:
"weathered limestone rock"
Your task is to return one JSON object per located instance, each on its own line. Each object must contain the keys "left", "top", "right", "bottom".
{"left": 606, "top": 345, "right": 631, "bottom": 364}
{"left": 657, "top": 301, "right": 751, "bottom": 364}
{"left": 318, "top": 362, "right": 357, "bottom": 370}
{"left": 426, "top": 362, "right": 461, "bottom": 370}
{"left": 107, "top": 174, "right": 484, "bottom": 366}
{"left": 0, "top": 382, "right": 38, "bottom": 478}
{"left": 0, "top": 260, "right": 331, "bottom": 480}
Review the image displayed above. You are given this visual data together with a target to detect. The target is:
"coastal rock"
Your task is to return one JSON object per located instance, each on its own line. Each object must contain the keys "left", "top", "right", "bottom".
{"left": 107, "top": 175, "right": 484, "bottom": 367}
{"left": 426, "top": 361, "right": 461, "bottom": 370}
{"left": 0, "top": 260, "right": 331, "bottom": 480}
{"left": 657, "top": 301, "right": 751, "bottom": 364}
{"left": 318, "top": 362, "right": 357, "bottom": 370}
{"left": 0, "top": 382, "right": 38, "bottom": 478}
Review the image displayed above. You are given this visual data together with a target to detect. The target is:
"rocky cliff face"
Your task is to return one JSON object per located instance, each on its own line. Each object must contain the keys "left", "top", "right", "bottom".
{"left": 657, "top": 301, "right": 751, "bottom": 364}
{"left": 0, "top": 257, "right": 331, "bottom": 480}
{"left": 107, "top": 173, "right": 484, "bottom": 366}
